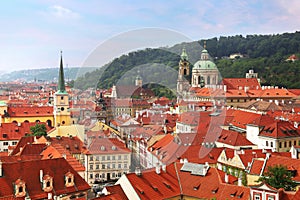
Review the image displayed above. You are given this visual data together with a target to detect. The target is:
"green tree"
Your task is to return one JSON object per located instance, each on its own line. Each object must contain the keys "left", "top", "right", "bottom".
{"left": 30, "top": 123, "right": 47, "bottom": 137}
{"left": 258, "top": 165, "right": 296, "bottom": 191}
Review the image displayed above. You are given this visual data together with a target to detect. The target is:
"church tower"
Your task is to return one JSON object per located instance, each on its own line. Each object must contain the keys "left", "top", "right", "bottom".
{"left": 53, "top": 52, "right": 71, "bottom": 127}
{"left": 177, "top": 48, "right": 191, "bottom": 97}
{"left": 135, "top": 70, "right": 143, "bottom": 87}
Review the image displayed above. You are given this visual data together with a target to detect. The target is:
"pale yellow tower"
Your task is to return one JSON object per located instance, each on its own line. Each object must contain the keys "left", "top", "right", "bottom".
{"left": 53, "top": 52, "right": 71, "bottom": 127}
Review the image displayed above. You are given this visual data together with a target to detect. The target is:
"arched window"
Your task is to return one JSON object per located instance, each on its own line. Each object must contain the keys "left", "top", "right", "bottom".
{"left": 46, "top": 120, "right": 52, "bottom": 127}
{"left": 207, "top": 76, "right": 211, "bottom": 84}
{"left": 183, "top": 68, "right": 187, "bottom": 75}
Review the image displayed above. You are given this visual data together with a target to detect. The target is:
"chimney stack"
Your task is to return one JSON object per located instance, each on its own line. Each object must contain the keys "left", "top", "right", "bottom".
{"left": 135, "top": 167, "right": 142, "bottom": 176}
{"left": 162, "top": 164, "right": 166, "bottom": 173}
{"left": 155, "top": 163, "right": 161, "bottom": 174}
{"left": 40, "top": 169, "right": 43, "bottom": 182}
{"left": 238, "top": 177, "right": 242, "bottom": 186}
{"left": 225, "top": 173, "right": 229, "bottom": 183}
{"left": 0, "top": 160, "right": 2, "bottom": 177}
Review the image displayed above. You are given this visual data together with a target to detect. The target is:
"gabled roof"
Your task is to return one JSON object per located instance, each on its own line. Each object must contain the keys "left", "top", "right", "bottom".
{"left": 86, "top": 138, "right": 130, "bottom": 155}
{"left": 121, "top": 162, "right": 250, "bottom": 200}
{"left": 216, "top": 129, "right": 254, "bottom": 147}
{"left": 0, "top": 122, "right": 51, "bottom": 141}
{"left": 0, "top": 158, "right": 90, "bottom": 199}
{"left": 259, "top": 120, "right": 300, "bottom": 139}
{"left": 6, "top": 106, "right": 53, "bottom": 117}
{"left": 222, "top": 78, "right": 261, "bottom": 90}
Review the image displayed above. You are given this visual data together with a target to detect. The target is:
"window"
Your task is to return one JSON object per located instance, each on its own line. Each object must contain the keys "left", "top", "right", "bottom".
{"left": 102, "top": 156, "right": 105, "bottom": 161}
{"left": 107, "top": 164, "right": 110, "bottom": 169}
{"left": 112, "top": 155, "right": 115, "bottom": 160}
{"left": 266, "top": 141, "right": 268, "bottom": 146}
{"left": 289, "top": 141, "right": 292, "bottom": 147}
{"left": 112, "top": 173, "right": 115, "bottom": 178}
{"left": 279, "top": 142, "right": 282, "bottom": 148}
{"left": 65, "top": 172, "right": 74, "bottom": 187}
{"left": 124, "top": 155, "right": 128, "bottom": 160}
{"left": 118, "top": 164, "right": 122, "bottom": 169}
{"left": 18, "top": 186, "right": 23, "bottom": 193}
{"left": 268, "top": 196, "right": 275, "bottom": 200}
{"left": 61, "top": 96, "right": 64, "bottom": 100}
{"left": 90, "top": 174, "right": 93, "bottom": 179}
{"left": 90, "top": 165, "right": 93, "bottom": 170}
{"left": 118, "top": 172, "right": 122, "bottom": 177}
{"left": 96, "top": 164, "right": 99, "bottom": 169}
{"left": 12, "top": 141, "right": 17, "bottom": 145}
{"left": 107, "top": 156, "right": 110, "bottom": 160}
{"left": 254, "top": 194, "right": 260, "bottom": 200}
{"left": 3, "top": 142, "right": 8, "bottom": 146}
{"left": 124, "top": 164, "right": 127, "bottom": 169}
{"left": 96, "top": 156, "right": 99, "bottom": 161}
{"left": 90, "top": 156, "right": 93, "bottom": 161}
{"left": 270, "top": 142, "right": 273, "bottom": 147}
{"left": 284, "top": 142, "right": 287, "bottom": 148}
{"left": 102, "top": 164, "right": 105, "bottom": 169}
{"left": 118, "top": 155, "right": 121, "bottom": 160}
{"left": 112, "top": 164, "right": 115, "bottom": 169}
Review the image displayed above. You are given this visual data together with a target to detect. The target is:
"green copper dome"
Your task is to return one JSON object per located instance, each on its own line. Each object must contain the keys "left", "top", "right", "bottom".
{"left": 193, "top": 48, "right": 217, "bottom": 70}
{"left": 193, "top": 60, "right": 217, "bottom": 70}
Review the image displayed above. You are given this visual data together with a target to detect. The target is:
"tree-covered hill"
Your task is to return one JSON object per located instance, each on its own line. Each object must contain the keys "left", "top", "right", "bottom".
{"left": 72, "top": 31, "right": 300, "bottom": 90}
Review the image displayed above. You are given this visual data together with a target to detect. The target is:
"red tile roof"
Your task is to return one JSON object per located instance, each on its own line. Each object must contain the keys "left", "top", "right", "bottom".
{"left": 7, "top": 106, "right": 53, "bottom": 117}
{"left": 0, "top": 158, "right": 90, "bottom": 199}
{"left": 259, "top": 120, "right": 300, "bottom": 139}
{"left": 124, "top": 162, "right": 250, "bottom": 199}
{"left": 217, "top": 129, "right": 254, "bottom": 147}
{"left": 222, "top": 78, "right": 261, "bottom": 90}
{"left": 86, "top": 138, "right": 130, "bottom": 155}
{"left": 0, "top": 122, "right": 51, "bottom": 141}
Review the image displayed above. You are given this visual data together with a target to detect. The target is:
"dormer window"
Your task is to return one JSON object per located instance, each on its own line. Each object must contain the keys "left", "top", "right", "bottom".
{"left": 42, "top": 175, "right": 53, "bottom": 192}
{"left": 15, "top": 179, "right": 26, "bottom": 197}
{"left": 65, "top": 172, "right": 74, "bottom": 187}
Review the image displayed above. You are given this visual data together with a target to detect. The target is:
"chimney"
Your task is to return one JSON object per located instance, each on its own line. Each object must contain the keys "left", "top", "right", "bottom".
{"left": 162, "top": 164, "right": 166, "bottom": 173}
{"left": 225, "top": 173, "right": 229, "bottom": 183}
{"left": 290, "top": 146, "right": 297, "bottom": 159}
{"left": 224, "top": 85, "right": 227, "bottom": 92}
{"left": 40, "top": 169, "right": 43, "bottom": 182}
{"left": 135, "top": 167, "right": 142, "bottom": 176}
{"left": 48, "top": 193, "right": 52, "bottom": 199}
{"left": 0, "top": 160, "right": 2, "bottom": 177}
{"left": 155, "top": 163, "right": 161, "bottom": 174}
{"left": 238, "top": 177, "right": 242, "bottom": 186}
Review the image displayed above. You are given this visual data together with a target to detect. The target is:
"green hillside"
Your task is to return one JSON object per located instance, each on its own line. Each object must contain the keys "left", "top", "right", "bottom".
{"left": 73, "top": 31, "right": 300, "bottom": 91}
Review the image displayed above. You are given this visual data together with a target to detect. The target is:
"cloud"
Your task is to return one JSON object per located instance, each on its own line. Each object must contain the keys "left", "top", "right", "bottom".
{"left": 48, "top": 5, "right": 80, "bottom": 19}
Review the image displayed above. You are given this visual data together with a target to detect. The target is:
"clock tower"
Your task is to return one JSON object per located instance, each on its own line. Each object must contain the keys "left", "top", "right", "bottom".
{"left": 53, "top": 52, "right": 71, "bottom": 127}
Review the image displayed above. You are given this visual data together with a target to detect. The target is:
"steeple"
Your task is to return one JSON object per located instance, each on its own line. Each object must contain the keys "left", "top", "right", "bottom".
{"left": 180, "top": 48, "right": 188, "bottom": 61}
{"left": 57, "top": 51, "right": 66, "bottom": 93}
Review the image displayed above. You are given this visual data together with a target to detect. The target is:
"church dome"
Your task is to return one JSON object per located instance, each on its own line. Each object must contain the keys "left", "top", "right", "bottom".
{"left": 193, "top": 59, "right": 217, "bottom": 70}
{"left": 193, "top": 49, "right": 217, "bottom": 70}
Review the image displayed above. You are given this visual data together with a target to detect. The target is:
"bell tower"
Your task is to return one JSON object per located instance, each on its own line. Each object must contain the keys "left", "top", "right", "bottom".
{"left": 177, "top": 48, "right": 190, "bottom": 98}
{"left": 53, "top": 51, "right": 71, "bottom": 127}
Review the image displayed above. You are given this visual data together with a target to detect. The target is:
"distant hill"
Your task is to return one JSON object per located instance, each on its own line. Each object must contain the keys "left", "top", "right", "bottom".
{"left": 0, "top": 67, "right": 97, "bottom": 82}
{"left": 73, "top": 31, "right": 300, "bottom": 91}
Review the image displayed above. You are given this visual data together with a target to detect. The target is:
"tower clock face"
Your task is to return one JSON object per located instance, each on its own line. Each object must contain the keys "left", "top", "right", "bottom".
{"left": 61, "top": 107, "right": 65, "bottom": 111}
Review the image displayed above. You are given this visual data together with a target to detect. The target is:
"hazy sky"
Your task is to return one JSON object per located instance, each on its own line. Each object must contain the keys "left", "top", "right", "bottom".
{"left": 1, "top": 0, "right": 299, "bottom": 72}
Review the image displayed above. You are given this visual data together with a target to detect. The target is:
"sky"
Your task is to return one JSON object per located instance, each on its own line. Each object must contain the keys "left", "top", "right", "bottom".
{"left": 1, "top": 0, "right": 300, "bottom": 72}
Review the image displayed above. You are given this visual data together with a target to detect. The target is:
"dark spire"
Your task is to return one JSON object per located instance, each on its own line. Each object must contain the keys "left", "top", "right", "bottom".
{"left": 58, "top": 51, "right": 66, "bottom": 93}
